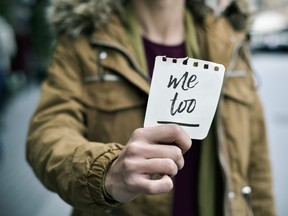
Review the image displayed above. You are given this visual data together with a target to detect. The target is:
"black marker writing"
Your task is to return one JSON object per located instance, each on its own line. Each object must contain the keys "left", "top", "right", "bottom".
{"left": 157, "top": 121, "right": 200, "bottom": 127}
{"left": 167, "top": 71, "right": 198, "bottom": 91}
{"left": 170, "top": 92, "right": 196, "bottom": 116}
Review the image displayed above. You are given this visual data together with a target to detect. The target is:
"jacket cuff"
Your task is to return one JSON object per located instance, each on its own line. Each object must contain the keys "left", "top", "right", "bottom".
{"left": 87, "top": 144, "right": 123, "bottom": 207}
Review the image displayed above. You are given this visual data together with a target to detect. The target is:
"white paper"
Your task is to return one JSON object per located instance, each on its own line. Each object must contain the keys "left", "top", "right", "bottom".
{"left": 144, "top": 56, "right": 225, "bottom": 140}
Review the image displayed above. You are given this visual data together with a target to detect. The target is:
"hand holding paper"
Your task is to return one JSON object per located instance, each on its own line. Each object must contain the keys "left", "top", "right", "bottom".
{"left": 105, "top": 124, "right": 191, "bottom": 203}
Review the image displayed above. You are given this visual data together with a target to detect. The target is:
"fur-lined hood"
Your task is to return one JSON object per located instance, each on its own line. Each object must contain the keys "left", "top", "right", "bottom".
{"left": 47, "top": 0, "right": 253, "bottom": 37}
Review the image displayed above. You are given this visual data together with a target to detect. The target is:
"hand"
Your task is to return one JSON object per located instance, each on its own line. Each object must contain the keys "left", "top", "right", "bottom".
{"left": 104, "top": 124, "right": 192, "bottom": 203}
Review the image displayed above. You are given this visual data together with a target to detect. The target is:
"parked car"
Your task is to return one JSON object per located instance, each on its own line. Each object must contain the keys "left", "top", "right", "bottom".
{"left": 250, "top": 10, "right": 288, "bottom": 50}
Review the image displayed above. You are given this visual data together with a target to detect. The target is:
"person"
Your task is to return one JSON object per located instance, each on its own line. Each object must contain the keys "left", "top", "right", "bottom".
{"left": 26, "top": 0, "right": 276, "bottom": 215}
{"left": 0, "top": 15, "right": 17, "bottom": 101}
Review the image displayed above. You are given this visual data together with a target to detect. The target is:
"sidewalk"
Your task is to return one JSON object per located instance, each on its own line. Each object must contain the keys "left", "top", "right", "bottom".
{"left": 0, "top": 81, "right": 71, "bottom": 216}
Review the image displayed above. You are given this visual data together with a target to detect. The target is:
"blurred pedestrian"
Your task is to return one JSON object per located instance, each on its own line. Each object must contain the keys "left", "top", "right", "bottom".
{"left": 0, "top": 15, "right": 16, "bottom": 102}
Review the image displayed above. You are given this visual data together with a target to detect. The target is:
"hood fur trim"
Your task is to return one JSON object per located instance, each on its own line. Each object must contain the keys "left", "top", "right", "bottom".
{"left": 224, "top": 0, "right": 254, "bottom": 31}
{"left": 47, "top": 0, "right": 253, "bottom": 37}
{"left": 47, "top": 0, "right": 123, "bottom": 37}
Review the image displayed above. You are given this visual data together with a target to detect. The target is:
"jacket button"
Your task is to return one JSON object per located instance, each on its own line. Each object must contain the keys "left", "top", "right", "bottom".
{"left": 228, "top": 191, "right": 235, "bottom": 199}
{"left": 99, "top": 51, "right": 107, "bottom": 60}
{"left": 241, "top": 186, "right": 252, "bottom": 197}
{"left": 104, "top": 209, "right": 112, "bottom": 213}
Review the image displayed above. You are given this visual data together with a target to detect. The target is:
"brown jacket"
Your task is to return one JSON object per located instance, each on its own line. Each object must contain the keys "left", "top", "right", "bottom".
{"left": 26, "top": 1, "right": 276, "bottom": 215}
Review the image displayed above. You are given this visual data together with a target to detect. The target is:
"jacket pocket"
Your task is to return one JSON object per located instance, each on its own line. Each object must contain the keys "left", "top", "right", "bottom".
{"left": 83, "top": 77, "right": 147, "bottom": 143}
{"left": 84, "top": 75, "right": 147, "bottom": 111}
{"left": 221, "top": 72, "right": 257, "bottom": 177}
{"left": 222, "top": 70, "right": 255, "bottom": 106}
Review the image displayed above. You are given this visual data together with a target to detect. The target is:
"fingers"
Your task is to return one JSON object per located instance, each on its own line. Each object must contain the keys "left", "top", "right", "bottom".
{"left": 131, "top": 124, "right": 192, "bottom": 153}
{"left": 134, "top": 174, "right": 174, "bottom": 195}
{"left": 123, "top": 157, "right": 179, "bottom": 177}
{"left": 120, "top": 158, "right": 177, "bottom": 194}
{"left": 124, "top": 141, "right": 185, "bottom": 169}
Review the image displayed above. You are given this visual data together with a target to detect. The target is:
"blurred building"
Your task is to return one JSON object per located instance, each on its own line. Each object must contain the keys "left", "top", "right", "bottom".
{"left": 254, "top": 0, "right": 288, "bottom": 11}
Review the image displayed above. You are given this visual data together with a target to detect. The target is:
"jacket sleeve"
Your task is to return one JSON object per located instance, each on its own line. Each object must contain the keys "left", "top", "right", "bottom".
{"left": 247, "top": 62, "right": 276, "bottom": 215}
{"left": 26, "top": 36, "right": 123, "bottom": 211}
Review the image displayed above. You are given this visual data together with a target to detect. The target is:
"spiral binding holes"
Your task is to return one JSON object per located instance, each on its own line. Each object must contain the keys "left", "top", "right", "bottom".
{"left": 162, "top": 57, "right": 187, "bottom": 65}
{"left": 183, "top": 58, "right": 189, "bottom": 65}
{"left": 161, "top": 57, "right": 220, "bottom": 72}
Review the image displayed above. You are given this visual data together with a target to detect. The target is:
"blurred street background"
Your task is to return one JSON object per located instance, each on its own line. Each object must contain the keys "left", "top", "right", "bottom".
{"left": 0, "top": 0, "right": 287, "bottom": 215}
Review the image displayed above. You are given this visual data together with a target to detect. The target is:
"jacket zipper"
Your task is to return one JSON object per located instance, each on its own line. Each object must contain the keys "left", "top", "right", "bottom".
{"left": 216, "top": 38, "right": 248, "bottom": 216}
{"left": 90, "top": 39, "right": 150, "bottom": 83}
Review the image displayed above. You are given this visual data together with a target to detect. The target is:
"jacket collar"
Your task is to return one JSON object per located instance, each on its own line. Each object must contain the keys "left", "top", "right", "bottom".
{"left": 47, "top": 0, "right": 253, "bottom": 38}
{"left": 89, "top": 15, "right": 150, "bottom": 94}
{"left": 87, "top": 4, "right": 248, "bottom": 95}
